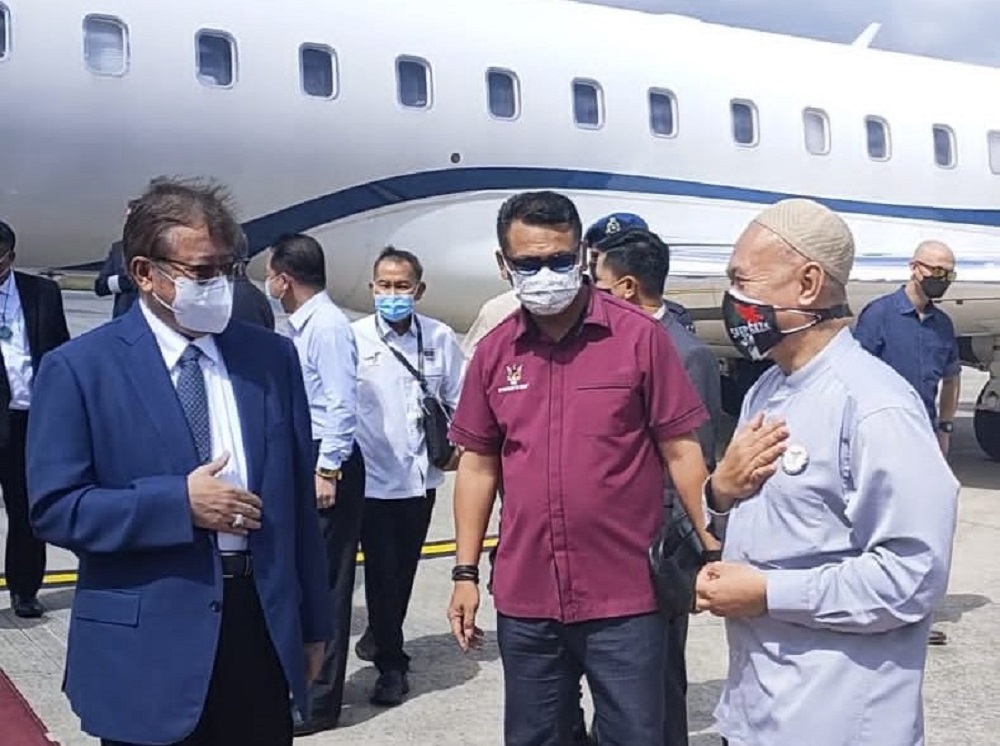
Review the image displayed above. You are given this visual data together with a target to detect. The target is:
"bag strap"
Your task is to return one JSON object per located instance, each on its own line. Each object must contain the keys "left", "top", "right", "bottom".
{"left": 380, "top": 316, "right": 433, "bottom": 399}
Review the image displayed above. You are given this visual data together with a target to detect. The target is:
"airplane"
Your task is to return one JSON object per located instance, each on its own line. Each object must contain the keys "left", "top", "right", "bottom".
{"left": 2, "top": 0, "right": 1000, "bottom": 461}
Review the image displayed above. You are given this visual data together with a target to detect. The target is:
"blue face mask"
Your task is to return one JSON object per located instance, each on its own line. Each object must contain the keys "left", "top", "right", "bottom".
{"left": 375, "top": 293, "right": 415, "bottom": 323}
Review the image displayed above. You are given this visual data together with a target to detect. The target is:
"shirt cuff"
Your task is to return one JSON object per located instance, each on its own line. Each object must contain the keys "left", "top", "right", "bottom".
{"left": 448, "top": 424, "right": 500, "bottom": 455}
{"left": 764, "top": 568, "right": 811, "bottom": 615}
{"left": 108, "top": 275, "right": 121, "bottom": 294}
{"left": 316, "top": 452, "right": 344, "bottom": 472}
{"left": 650, "top": 404, "right": 709, "bottom": 443}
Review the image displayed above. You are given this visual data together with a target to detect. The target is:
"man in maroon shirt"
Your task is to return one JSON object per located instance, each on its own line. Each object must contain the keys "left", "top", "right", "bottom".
{"left": 446, "top": 191, "right": 718, "bottom": 745}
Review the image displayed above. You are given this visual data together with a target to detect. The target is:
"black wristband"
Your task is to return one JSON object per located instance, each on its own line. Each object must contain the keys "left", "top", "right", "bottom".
{"left": 452, "top": 564, "right": 480, "bottom": 583}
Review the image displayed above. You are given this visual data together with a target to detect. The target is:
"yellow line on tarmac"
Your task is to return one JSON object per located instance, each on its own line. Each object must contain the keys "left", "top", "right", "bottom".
{"left": 0, "top": 535, "right": 501, "bottom": 590}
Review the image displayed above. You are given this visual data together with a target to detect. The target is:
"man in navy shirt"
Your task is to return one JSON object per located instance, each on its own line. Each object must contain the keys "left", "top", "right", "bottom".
{"left": 853, "top": 239, "right": 960, "bottom": 646}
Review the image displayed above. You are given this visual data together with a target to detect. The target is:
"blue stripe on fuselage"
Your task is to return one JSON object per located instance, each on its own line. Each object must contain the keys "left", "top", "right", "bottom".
{"left": 241, "top": 166, "right": 1000, "bottom": 256}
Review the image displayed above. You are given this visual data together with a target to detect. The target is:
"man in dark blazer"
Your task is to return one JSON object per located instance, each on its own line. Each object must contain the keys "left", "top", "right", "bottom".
{"left": 25, "top": 178, "right": 332, "bottom": 746}
{"left": 231, "top": 230, "right": 275, "bottom": 331}
{"left": 592, "top": 228, "right": 724, "bottom": 746}
{"left": 0, "top": 220, "right": 70, "bottom": 618}
{"left": 94, "top": 240, "right": 139, "bottom": 319}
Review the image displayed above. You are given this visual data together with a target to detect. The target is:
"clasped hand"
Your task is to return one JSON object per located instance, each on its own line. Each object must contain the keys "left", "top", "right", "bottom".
{"left": 695, "top": 562, "right": 768, "bottom": 618}
{"left": 187, "top": 453, "right": 263, "bottom": 535}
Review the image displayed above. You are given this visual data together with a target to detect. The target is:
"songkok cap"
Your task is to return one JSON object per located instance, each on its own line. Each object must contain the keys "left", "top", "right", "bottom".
{"left": 584, "top": 212, "right": 648, "bottom": 247}
{"left": 752, "top": 198, "right": 855, "bottom": 285}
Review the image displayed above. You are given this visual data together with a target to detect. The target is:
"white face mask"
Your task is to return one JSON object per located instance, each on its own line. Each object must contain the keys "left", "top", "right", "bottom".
{"left": 509, "top": 266, "right": 582, "bottom": 316}
{"left": 266, "top": 277, "right": 286, "bottom": 314}
{"left": 154, "top": 268, "right": 234, "bottom": 334}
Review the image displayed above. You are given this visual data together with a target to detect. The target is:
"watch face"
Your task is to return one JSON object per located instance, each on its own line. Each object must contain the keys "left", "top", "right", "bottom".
{"left": 939, "top": 422, "right": 954, "bottom": 433}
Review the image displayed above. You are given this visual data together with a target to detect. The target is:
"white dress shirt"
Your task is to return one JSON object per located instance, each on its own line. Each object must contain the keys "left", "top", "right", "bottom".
{"left": 352, "top": 312, "right": 465, "bottom": 499}
{"left": 0, "top": 273, "right": 33, "bottom": 410}
{"left": 287, "top": 292, "right": 358, "bottom": 471}
{"left": 140, "top": 301, "right": 249, "bottom": 551}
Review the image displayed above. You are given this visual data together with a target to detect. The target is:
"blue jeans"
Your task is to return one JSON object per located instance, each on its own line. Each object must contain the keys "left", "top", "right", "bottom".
{"left": 497, "top": 612, "right": 666, "bottom": 746}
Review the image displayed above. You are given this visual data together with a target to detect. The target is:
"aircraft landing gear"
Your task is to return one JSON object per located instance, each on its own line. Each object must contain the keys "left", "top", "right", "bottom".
{"left": 973, "top": 376, "right": 1000, "bottom": 462}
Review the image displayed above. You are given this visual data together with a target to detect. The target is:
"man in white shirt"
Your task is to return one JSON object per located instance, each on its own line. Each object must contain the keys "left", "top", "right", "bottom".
{"left": 265, "top": 233, "right": 365, "bottom": 736}
{"left": 0, "top": 220, "right": 70, "bottom": 618}
{"left": 352, "top": 246, "right": 465, "bottom": 707}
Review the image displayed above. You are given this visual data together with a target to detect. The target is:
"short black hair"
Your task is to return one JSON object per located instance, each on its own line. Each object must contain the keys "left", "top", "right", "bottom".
{"left": 374, "top": 245, "right": 423, "bottom": 282}
{"left": 496, "top": 191, "right": 582, "bottom": 253}
{"left": 122, "top": 176, "right": 241, "bottom": 264}
{"left": 0, "top": 221, "right": 14, "bottom": 255}
{"left": 597, "top": 228, "right": 671, "bottom": 298}
{"left": 270, "top": 233, "right": 326, "bottom": 288}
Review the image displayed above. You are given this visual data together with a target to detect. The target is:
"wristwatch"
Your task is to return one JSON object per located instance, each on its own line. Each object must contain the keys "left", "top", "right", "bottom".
{"left": 937, "top": 421, "right": 954, "bottom": 434}
{"left": 316, "top": 467, "right": 342, "bottom": 481}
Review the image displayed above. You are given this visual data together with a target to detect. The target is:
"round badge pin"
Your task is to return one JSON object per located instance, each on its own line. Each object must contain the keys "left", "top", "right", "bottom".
{"left": 781, "top": 444, "right": 809, "bottom": 475}
{"left": 0, "top": 326, "right": 12, "bottom": 341}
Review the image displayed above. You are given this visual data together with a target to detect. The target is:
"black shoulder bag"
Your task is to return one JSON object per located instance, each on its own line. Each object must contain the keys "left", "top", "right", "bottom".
{"left": 648, "top": 493, "right": 717, "bottom": 619}
{"left": 382, "top": 318, "right": 456, "bottom": 469}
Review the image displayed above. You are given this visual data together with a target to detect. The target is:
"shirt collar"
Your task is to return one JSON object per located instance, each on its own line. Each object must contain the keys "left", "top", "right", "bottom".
{"left": 375, "top": 312, "right": 419, "bottom": 341}
{"left": 0, "top": 273, "right": 15, "bottom": 297}
{"left": 892, "top": 285, "right": 937, "bottom": 317}
{"left": 139, "top": 298, "right": 222, "bottom": 370}
{"left": 652, "top": 304, "right": 667, "bottom": 321}
{"left": 512, "top": 282, "right": 611, "bottom": 342}
{"left": 782, "top": 326, "right": 854, "bottom": 393}
{"left": 287, "top": 291, "right": 329, "bottom": 332}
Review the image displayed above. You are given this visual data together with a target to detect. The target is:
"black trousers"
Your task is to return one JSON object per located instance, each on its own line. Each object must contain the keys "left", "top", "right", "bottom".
{"left": 663, "top": 613, "right": 690, "bottom": 746}
{"left": 101, "top": 576, "right": 291, "bottom": 746}
{"left": 360, "top": 489, "right": 436, "bottom": 674}
{"left": 304, "top": 442, "right": 365, "bottom": 722}
{"left": 1, "top": 411, "right": 45, "bottom": 599}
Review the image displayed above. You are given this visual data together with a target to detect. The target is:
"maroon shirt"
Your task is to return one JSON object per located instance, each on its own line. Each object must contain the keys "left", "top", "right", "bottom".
{"left": 449, "top": 287, "right": 708, "bottom": 623}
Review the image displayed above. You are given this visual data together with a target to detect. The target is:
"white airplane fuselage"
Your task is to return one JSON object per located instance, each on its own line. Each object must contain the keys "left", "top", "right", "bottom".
{"left": 3, "top": 0, "right": 1000, "bottom": 455}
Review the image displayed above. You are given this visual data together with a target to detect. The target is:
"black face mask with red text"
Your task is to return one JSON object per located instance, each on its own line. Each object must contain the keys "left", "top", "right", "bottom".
{"left": 722, "top": 289, "right": 848, "bottom": 361}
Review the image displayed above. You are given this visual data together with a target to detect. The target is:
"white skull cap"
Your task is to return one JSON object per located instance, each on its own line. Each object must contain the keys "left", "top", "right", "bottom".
{"left": 753, "top": 198, "right": 855, "bottom": 285}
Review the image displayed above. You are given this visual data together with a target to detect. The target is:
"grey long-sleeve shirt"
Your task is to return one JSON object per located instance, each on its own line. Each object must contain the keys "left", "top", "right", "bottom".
{"left": 712, "top": 328, "right": 958, "bottom": 746}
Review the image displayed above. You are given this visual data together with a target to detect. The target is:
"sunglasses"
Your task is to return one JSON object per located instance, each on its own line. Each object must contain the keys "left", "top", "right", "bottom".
{"left": 916, "top": 261, "right": 957, "bottom": 282}
{"left": 504, "top": 252, "right": 580, "bottom": 277}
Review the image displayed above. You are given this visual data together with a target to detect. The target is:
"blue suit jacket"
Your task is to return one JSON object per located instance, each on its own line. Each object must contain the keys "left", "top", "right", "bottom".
{"left": 25, "top": 304, "right": 333, "bottom": 744}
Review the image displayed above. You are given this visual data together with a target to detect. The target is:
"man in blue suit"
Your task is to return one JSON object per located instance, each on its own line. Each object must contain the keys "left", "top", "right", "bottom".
{"left": 26, "top": 177, "right": 332, "bottom": 746}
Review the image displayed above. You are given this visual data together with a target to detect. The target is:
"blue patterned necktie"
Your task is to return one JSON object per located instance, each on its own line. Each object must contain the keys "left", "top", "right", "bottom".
{"left": 176, "top": 345, "right": 211, "bottom": 463}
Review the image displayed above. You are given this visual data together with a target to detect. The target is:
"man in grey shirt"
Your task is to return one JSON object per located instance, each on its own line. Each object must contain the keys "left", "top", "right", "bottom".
{"left": 697, "top": 199, "right": 959, "bottom": 746}
{"left": 592, "top": 227, "right": 723, "bottom": 746}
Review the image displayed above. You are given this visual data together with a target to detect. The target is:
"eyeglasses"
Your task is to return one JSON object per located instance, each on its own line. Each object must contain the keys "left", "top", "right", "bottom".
{"left": 503, "top": 252, "right": 580, "bottom": 277}
{"left": 157, "top": 257, "right": 239, "bottom": 282}
{"left": 915, "top": 261, "right": 957, "bottom": 282}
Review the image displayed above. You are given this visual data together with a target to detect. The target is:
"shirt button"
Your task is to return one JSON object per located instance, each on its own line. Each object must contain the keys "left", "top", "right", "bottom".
{"left": 210, "top": 601, "right": 221, "bottom": 613}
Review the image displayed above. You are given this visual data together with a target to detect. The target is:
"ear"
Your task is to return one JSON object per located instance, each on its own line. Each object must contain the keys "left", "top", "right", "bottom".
{"left": 495, "top": 251, "right": 510, "bottom": 281}
{"left": 414, "top": 282, "right": 426, "bottom": 302}
{"left": 622, "top": 277, "right": 641, "bottom": 301}
{"left": 131, "top": 256, "right": 156, "bottom": 293}
{"left": 368, "top": 280, "right": 376, "bottom": 294}
{"left": 798, "top": 262, "right": 825, "bottom": 305}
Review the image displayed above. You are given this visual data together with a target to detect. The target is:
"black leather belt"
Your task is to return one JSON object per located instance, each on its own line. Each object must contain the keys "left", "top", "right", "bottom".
{"left": 220, "top": 552, "right": 253, "bottom": 579}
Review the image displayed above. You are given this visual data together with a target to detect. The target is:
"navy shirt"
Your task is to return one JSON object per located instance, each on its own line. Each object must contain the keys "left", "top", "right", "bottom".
{"left": 853, "top": 286, "right": 960, "bottom": 423}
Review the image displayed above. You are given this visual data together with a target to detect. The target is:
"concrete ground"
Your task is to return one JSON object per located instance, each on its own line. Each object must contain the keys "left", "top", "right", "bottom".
{"left": 0, "top": 291, "right": 997, "bottom": 745}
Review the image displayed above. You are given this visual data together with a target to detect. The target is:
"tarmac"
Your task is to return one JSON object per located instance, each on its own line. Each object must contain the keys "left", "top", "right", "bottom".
{"left": 0, "top": 291, "right": 997, "bottom": 745}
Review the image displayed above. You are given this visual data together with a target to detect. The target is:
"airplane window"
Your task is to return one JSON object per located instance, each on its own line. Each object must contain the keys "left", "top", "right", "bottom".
{"left": 649, "top": 90, "right": 677, "bottom": 137}
{"left": 933, "top": 125, "right": 956, "bottom": 168}
{"left": 301, "top": 45, "right": 338, "bottom": 99}
{"left": 803, "top": 108, "right": 830, "bottom": 155}
{"left": 573, "top": 80, "right": 603, "bottom": 128}
{"left": 0, "top": 3, "right": 9, "bottom": 60}
{"left": 83, "top": 16, "right": 128, "bottom": 76}
{"left": 487, "top": 69, "right": 519, "bottom": 120}
{"left": 196, "top": 31, "right": 235, "bottom": 88}
{"left": 731, "top": 100, "right": 757, "bottom": 146}
{"left": 865, "top": 116, "right": 890, "bottom": 160}
{"left": 989, "top": 132, "right": 1000, "bottom": 174}
{"left": 397, "top": 57, "right": 431, "bottom": 109}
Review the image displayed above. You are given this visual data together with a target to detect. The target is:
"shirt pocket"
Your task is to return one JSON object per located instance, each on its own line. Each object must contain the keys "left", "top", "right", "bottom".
{"left": 573, "top": 374, "right": 641, "bottom": 436}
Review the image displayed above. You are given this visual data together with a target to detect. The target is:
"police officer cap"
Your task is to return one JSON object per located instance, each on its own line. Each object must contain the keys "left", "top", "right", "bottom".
{"left": 584, "top": 212, "right": 648, "bottom": 247}
{"left": 753, "top": 198, "right": 855, "bottom": 285}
